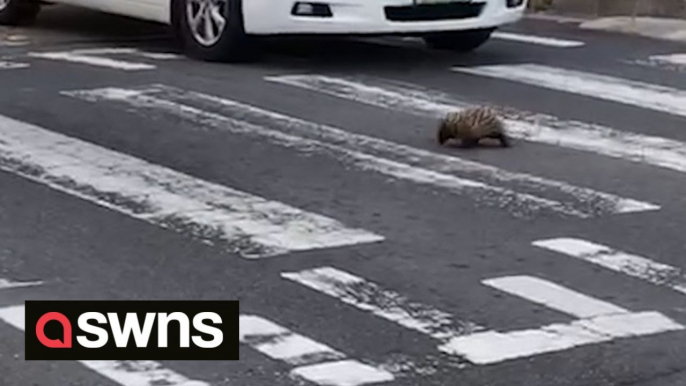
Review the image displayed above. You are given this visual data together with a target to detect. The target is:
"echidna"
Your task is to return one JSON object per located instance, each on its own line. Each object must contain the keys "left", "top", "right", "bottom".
{"left": 437, "top": 106, "right": 510, "bottom": 148}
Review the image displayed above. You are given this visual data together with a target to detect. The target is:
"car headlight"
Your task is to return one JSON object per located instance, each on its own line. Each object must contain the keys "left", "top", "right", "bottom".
{"left": 292, "top": 2, "right": 333, "bottom": 17}
{"left": 506, "top": 0, "right": 525, "bottom": 8}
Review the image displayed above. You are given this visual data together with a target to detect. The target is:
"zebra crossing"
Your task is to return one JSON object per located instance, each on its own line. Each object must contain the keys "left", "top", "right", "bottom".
{"left": 1, "top": 36, "right": 686, "bottom": 385}
{"left": 0, "top": 113, "right": 383, "bottom": 259}
{"left": 282, "top": 267, "right": 684, "bottom": 366}
{"left": 61, "top": 84, "right": 659, "bottom": 219}
{"left": 439, "top": 277, "right": 683, "bottom": 365}
{"left": 2, "top": 237, "right": 684, "bottom": 384}
{"left": 264, "top": 74, "right": 686, "bottom": 175}
{"left": 258, "top": 54, "right": 686, "bottom": 378}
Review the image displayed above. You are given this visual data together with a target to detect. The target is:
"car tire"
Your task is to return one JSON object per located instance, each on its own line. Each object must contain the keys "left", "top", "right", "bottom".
{"left": 0, "top": 0, "right": 40, "bottom": 26}
{"left": 423, "top": 28, "right": 495, "bottom": 52}
{"left": 172, "top": 0, "right": 255, "bottom": 62}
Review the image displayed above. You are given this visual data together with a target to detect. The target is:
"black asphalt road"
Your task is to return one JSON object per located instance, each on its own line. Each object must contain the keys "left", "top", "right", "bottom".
{"left": 1, "top": 5, "right": 686, "bottom": 386}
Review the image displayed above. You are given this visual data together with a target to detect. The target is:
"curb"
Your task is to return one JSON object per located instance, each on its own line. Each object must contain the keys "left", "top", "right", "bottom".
{"left": 580, "top": 16, "right": 686, "bottom": 43}
{"left": 525, "top": 11, "right": 686, "bottom": 44}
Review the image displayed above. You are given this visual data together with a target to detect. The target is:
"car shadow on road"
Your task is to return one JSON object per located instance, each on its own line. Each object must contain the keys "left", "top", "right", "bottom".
{"left": 257, "top": 35, "right": 522, "bottom": 72}
{"left": 11, "top": 4, "right": 172, "bottom": 46}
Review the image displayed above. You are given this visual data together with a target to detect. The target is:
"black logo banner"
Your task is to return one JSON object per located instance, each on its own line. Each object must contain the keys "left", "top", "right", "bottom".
{"left": 25, "top": 301, "right": 239, "bottom": 360}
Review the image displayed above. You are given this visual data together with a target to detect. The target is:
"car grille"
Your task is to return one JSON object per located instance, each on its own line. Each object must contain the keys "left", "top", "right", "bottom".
{"left": 384, "top": 2, "right": 485, "bottom": 22}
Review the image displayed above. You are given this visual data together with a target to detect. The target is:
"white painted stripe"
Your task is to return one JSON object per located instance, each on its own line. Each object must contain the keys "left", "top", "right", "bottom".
{"left": 240, "top": 315, "right": 394, "bottom": 385}
{"left": 1, "top": 34, "right": 30, "bottom": 47}
{"left": 439, "top": 311, "right": 683, "bottom": 365}
{"left": 65, "top": 86, "right": 628, "bottom": 219}
{"left": 265, "top": 75, "right": 452, "bottom": 117}
{"left": 292, "top": 360, "right": 395, "bottom": 386}
{"left": 1, "top": 41, "right": 29, "bottom": 47}
{"left": 0, "top": 113, "right": 382, "bottom": 258}
{"left": 483, "top": 276, "right": 629, "bottom": 318}
{"left": 69, "top": 47, "right": 183, "bottom": 60}
{"left": 492, "top": 32, "right": 585, "bottom": 47}
{"left": 240, "top": 315, "right": 346, "bottom": 365}
{"left": 648, "top": 54, "right": 686, "bottom": 66}
{"left": 439, "top": 275, "right": 685, "bottom": 364}
{"left": 68, "top": 48, "right": 147, "bottom": 55}
{"left": 0, "top": 305, "right": 209, "bottom": 386}
{"left": 28, "top": 51, "right": 156, "bottom": 70}
{"left": 0, "top": 61, "right": 29, "bottom": 70}
{"left": 0, "top": 305, "right": 25, "bottom": 329}
{"left": 136, "top": 52, "right": 183, "bottom": 60}
{"left": 453, "top": 64, "right": 686, "bottom": 118}
{"left": 282, "top": 267, "right": 483, "bottom": 342}
{"left": 438, "top": 276, "right": 685, "bottom": 364}
{"left": 266, "top": 74, "right": 686, "bottom": 175}
{"left": 533, "top": 238, "right": 686, "bottom": 295}
{"left": 629, "top": 56, "right": 686, "bottom": 72}
{"left": 0, "top": 278, "right": 43, "bottom": 289}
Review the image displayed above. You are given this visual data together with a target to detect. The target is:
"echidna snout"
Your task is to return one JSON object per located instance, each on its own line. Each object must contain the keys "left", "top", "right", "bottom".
{"left": 437, "top": 121, "right": 452, "bottom": 145}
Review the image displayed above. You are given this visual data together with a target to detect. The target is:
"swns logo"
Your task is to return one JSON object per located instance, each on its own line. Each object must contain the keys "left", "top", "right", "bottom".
{"left": 25, "top": 301, "right": 239, "bottom": 360}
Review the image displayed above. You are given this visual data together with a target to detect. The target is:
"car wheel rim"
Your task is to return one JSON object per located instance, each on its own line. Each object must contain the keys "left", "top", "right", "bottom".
{"left": 186, "top": 0, "right": 227, "bottom": 47}
{"left": 0, "top": 0, "right": 10, "bottom": 11}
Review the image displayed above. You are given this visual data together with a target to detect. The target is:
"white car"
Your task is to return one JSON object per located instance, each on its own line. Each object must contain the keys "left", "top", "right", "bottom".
{"left": 0, "top": 0, "right": 527, "bottom": 61}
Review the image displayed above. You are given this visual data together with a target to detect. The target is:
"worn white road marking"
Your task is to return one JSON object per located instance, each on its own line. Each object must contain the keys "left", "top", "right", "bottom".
{"left": 65, "top": 85, "right": 658, "bottom": 218}
{"left": 492, "top": 32, "right": 585, "bottom": 47}
{"left": 452, "top": 63, "right": 686, "bottom": 118}
{"left": 68, "top": 47, "right": 183, "bottom": 60}
{"left": 0, "top": 113, "right": 382, "bottom": 258}
{"left": 266, "top": 74, "right": 686, "bottom": 175}
{"left": 534, "top": 238, "right": 686, "bottom": 295}
{"left": 292, "top": 360, "right": 395, "bottom": 386}
{"left": 286, "top": 269, "right": 684, "bottom": 365}
{"left": 440, "top": 311, "right": 683, "bottom": 365}
{"left": 135, "top": 52, "right": 183, "bottom": 60}
{"left": 0, "top": 305, "right": 209, "bottom": 386}
{"left": 372, "top": 33, "right": 584, "bottom": 48}
{"left": 240, "top": 315, "right": 346, "bottom": 365}
{"left": 483, "top": 275, "right": 629, "bottom": 318}
{"left": 240, "top": 315, "right": 393, "bottom": 385}
{"left": 0, "top": 278, "right": 43, "bottom": 290}
{"left": 1, "top": 34, "right": 30, "bottom": 47}
{"left": 282, "top": 267, "right": 483, "bottom": 342}
{"left": 28, "top": 51, "right": 156, "bottom": 70}
{"left": 647, "top": 54, "right": 686, "bottom": 66}
{"left": 439, "top": 275, "right": 684, "bottom": 364}
{"left": 629, "top": 55, "right": 686, "bottom": 73}
{"left": 0, "top": 60, "right": 29, "bottom": 70}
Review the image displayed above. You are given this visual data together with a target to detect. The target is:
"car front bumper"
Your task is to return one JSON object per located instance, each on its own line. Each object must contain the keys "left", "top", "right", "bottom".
{"left": 243, "top": 0, "right": 527, "bottom": 35}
